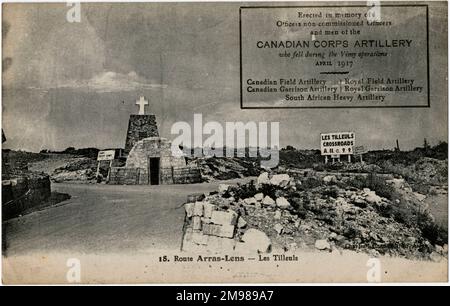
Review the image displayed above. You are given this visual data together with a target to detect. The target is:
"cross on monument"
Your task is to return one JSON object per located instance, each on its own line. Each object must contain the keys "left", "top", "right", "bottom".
{"left": 136, "top": 96, "right": 148, "bottom": 115}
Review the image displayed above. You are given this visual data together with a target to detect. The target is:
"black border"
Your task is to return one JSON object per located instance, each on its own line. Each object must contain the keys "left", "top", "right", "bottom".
{"left": 239, "top": 4, "right": 430, "bottom": 109}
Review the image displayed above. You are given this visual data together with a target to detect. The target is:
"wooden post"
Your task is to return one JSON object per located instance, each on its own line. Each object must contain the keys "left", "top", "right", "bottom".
{"left": 348, "top": 154, "right": 351, "bottom": 163}
{"left": 360, "top": 154, "right": 363, "bottom": 163}
{"left": 325, "top": 156, "right": 328, "bottom": 164}
{"left": 106, "top": 160, "right": 113, "bottom": 182}
{"left": 96, "top": 161, "right": 101, "bottom": 178}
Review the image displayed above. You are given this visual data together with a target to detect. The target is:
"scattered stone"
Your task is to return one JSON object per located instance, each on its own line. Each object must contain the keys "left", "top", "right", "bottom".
{"left": 218, "top": 184, "right": 230, "bottom": 193}
{"left": 254, "top": 193, "right": 264, "bottom": 201}
{"left": 364, "top": 190, "right": 382, "bottom": 204}
{"left": 430, "top": 252, "right": 443, "bottom": 262}
{"left": 241, "top": 229, "right": 272, "bottom": 253}
{"left": 270, "top": 174, "right": 290, "bottom": 187}
{"left": 274, "top": 210, "right": 282, "bottom": 220}
{"left": 413, "top": 192, "right": 427, "bottom": 202}
{"left": 257, "top": 172, "right": 270, "bottom": 185}
{"left": 315, "top": 239, "right": 331, "bottom": 250}
{"left": 276, "top": 197, "right": 291, "bottom": 209}
{"left": 323, "top": 175, "right": 337, "bottom": 183}
{"left": 244, "top": 197, "right": 257, "bottom": 205}
{"left": 274, "top": 224, "right": 283, "bottom": 234}
{"left": 262, "top": 196, "right": 275, "bottom": 206}
{"left": 237, "top": 216, "right": 247, "bottom": 228}
{"left": 435, "top": 245, "right": 444, "bottom": 254}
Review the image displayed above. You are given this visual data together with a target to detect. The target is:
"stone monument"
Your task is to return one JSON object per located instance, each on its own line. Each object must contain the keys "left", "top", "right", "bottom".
{"left": 124, "top": 96, "right": 159, "bottom": 156}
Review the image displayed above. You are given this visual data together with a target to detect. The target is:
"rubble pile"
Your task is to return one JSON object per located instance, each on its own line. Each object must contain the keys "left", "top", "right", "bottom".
{"left": 182, "top": 172, "right": 448, "bottom": 260}
{"left": 192, "top": 157, "right": 261, "bottom": 182}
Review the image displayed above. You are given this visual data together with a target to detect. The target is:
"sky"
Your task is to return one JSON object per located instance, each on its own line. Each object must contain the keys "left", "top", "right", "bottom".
{"left": 1, "top": 2, "right": 448, "bottom": 152}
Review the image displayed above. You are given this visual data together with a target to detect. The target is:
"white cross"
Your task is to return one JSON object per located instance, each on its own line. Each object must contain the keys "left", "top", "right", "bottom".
{"left": 136, "top": 96, "right": 148, "bottom": 115}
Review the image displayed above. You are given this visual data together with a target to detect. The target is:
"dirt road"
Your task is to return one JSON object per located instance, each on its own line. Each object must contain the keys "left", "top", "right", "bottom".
{"left": 3, "top": 179, "right": 250, "bottom": 255}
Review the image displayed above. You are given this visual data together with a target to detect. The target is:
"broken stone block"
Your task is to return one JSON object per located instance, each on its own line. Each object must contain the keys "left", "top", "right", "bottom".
{"left": 274, "top": 210, "right": 282, "bottom": 220}
{"left": 210, "top": 210, "right": 237, "bottom": 225}
{"left": 184, "top": 202, "right": 194, "bottom": 218}
{"left": 257, "top": 172, "right": 270, "bottom": 185}
{"left": 270, "top": 174, "right": 290, "bottom": 187}
{"left": 192, "top": 231, "right": 208, "bottom": 245}
{"left": 365, "top": 193, "right": 382, "bottom": 204}
{"left": 413, "top": 192, "right": 427, "bottom": 202}
{"left": 202, "top": 223, "right": 235, "bottom": 238}
{"left": 430, "top": 252, "right": 443, "bottom": 262}
{"left": 244, "top": 197, "right": 257, "bottom": 205}
{"left": 262, "top": 196, "right": 275, "bottom": 206}
{"left": 315, "top": 239, "right": 331, "bottom": 250}
{"left": 201, "top": 217, "right": 212, "bottom": 224}
{"left": 241, "top": 229, "right": 271, "bottom": 253}
{"left": 274, "top": 224, "right": 283, "bottom": 234}
{"left": 237, "top": 216, "right": 247, "bottom": 228}
{"left": 276, "top": 197, "right": 290, "bottom": 209}
{"left": 217, "top": 224, "right": 235, "bottom": 238}
{"left": 202, "top": 223, "right": 221, "bottom": 236}
{"left": 192, "top": 216, "right": 202, "bottom": 230}
{"left": 254, "top": 193, "right": 264, "bottom": 201}
{"left": 193, "top": 201, "right": 204, "bottom": 216}
{"left": 323, "top": 175, "right": 337, "bottom": 183}
{"left": 207, "top": 236, "right": 236, "bottom": 253}
{"left": 203, "top": 202, "right": 217, "bottom": 218}
{"left": 218, "top": 184, "right": 230, "bottom": 193}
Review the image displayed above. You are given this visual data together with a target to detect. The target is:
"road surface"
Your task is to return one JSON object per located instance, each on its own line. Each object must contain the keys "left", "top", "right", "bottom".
{"left": 3, "top": 179, "right": 250, "bottom": 255}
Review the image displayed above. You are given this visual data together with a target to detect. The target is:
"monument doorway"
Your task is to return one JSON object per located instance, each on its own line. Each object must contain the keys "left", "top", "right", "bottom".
{"left": 149, "top": 157, "right": 160, "bottom": 185}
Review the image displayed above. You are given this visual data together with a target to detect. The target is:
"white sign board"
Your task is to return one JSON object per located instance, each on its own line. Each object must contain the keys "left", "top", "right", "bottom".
{"left": 353, "top": 145, "right": 367, "bottom": 155}
{"left": 97, "top": 150, "right": 116, "bottom": 161}
{"left": 320, "top": 132, "right": 355, "bottom": 156}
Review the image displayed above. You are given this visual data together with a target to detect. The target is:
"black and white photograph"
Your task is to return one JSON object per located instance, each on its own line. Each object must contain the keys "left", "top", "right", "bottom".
{"left": 1, "top": 0, "right": 448, "bottom": 284}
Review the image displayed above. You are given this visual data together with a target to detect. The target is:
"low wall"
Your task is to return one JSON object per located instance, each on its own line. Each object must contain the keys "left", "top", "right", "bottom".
{"left": 108, "top": 166, "right": 202, "bottom": 185}
{"left": 2, "top": 173, "right": 51, "bottom": 219}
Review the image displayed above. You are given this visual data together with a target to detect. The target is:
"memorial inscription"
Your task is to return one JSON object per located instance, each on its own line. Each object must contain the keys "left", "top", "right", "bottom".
{"left": 240, "top": 5, "right": 429, "bottom": 108}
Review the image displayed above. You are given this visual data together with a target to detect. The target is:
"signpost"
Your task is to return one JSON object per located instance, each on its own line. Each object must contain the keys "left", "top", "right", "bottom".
{"left": 96, "top": 150, "right": 116, "bottom": 179}
{"left": 353, "top": 145, "right": 367, "bottom": 163}
{"left": 320, "top": 132, "right": 355, "bottom": 163}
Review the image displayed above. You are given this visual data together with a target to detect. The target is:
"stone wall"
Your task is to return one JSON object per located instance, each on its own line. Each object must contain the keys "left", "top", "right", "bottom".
{"left": 108, "top": 168, "right": 141, "bottom": 185}
{"left": 124, "top": 115, "right": 159, "bottom": 155}
{"left": 2, "top": 172, "right": 51, "bottom": 219}
{"left": 126, "top": 137, "right": 185, "bottom": 169}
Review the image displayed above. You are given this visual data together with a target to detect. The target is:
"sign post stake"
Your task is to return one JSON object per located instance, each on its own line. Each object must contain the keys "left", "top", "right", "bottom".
{"left": 348, "top": 154, "right": 351, "bottom": 163}
{"left": 106, "top": 160, "right": 113, "bottom": 182}
{"left": 325, "top": 156, "right": 328, "bottom": 164}
{"left": 360, "top": 154, "right": 363, "bottom": 163}
{"left": 96, "top": 161, "right": 101, "bottom": 178}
